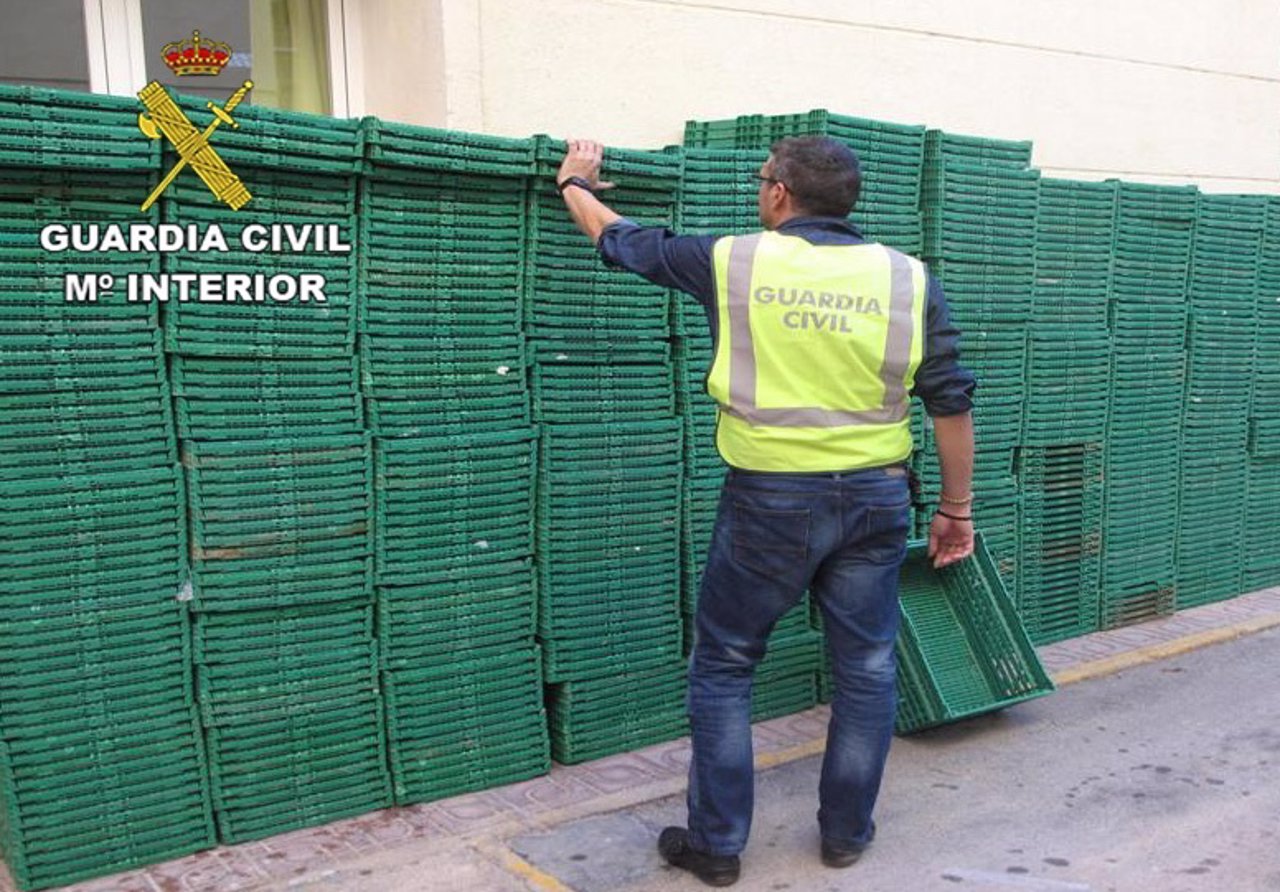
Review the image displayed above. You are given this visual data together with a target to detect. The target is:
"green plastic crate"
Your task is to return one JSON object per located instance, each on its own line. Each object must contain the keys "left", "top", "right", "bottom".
{"left": 894, "top": 535, "right": 1054, "bottom": 734}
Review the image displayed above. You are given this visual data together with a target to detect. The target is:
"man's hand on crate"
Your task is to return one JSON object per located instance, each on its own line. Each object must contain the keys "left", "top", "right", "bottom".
{"left": 929, "top": 512, "right": 974, "bottom": 568}
{"left": 556, "top": 139, "right": 615, "bottom": 192}
{"left": 557, "top": 139, "right": 621, "bottom": 244}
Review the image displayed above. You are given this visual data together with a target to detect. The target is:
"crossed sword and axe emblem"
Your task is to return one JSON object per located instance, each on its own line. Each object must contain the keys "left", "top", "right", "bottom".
{"left": 136, "top": 79, "right": 254, "bottom": 212}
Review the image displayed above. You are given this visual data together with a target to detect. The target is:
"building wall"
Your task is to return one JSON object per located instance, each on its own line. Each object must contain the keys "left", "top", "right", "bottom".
{"left": 359, "top": 0, "right": 1280, "bottom": 193}
{"left": 358, "top": 0, "right": 447, "bottom": 125}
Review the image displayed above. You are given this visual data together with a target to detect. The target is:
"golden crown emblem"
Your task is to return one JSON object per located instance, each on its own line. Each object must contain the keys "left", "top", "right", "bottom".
{"left": 161, "top": 30, "right": 232, "bottom": 77}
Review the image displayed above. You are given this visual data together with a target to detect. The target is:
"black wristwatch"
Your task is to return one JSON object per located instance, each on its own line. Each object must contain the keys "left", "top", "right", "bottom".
{"left": 556, "top": 176, "right": 595, "bottom": 195}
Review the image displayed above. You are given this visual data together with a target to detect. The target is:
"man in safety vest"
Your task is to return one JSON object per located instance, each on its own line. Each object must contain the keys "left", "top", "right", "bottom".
{"left": 557, "top": 136, "right": 976, "bottom": 887}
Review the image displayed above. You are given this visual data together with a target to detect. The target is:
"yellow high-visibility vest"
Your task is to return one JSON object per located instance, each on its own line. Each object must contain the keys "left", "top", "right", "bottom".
{"left": 705, "top": 231, "right": 928, "bottom": 472}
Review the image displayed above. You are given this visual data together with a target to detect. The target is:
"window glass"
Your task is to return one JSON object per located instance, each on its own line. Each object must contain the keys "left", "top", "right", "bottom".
{"left": 141, "top": 0, "right": 331, "bottom": 114}
{"left": 0, "top": 0, "right": 91, "bottom": 91}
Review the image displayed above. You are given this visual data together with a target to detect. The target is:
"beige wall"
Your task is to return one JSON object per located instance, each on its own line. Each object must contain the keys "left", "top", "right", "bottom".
{"left": 358, "top": 0, "right": 446, "bottom": 125}
{"left": 361, "top": 0, "right": 1280, "bottom": 193}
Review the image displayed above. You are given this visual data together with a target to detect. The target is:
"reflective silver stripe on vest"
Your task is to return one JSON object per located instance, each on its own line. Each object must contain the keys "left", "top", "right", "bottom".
{"left": 723, "top": 236, "right": 916, "bottom": 427}
{"left": 727, "top": 233, "right": 763, "bottom": 410}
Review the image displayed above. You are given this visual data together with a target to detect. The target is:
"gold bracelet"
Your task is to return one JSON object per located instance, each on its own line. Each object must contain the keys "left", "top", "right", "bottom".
{"left": 939, "top": 492, "right": 973, "bottom": 505}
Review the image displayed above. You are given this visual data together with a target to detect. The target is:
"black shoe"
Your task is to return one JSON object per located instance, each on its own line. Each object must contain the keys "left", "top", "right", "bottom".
{"left": 820, "top": 837, "right": 868, "bottom": 868}
{"left": 658, "top": 826, "right": 741, "bottom": 887}
{"left": 821, "top": 820, "right": 874, "bottom": 868}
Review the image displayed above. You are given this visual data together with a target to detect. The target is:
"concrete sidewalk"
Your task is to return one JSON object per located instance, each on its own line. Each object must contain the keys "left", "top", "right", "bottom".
{"left": 15, "top": 586, "right": 1280, "bottom": 892}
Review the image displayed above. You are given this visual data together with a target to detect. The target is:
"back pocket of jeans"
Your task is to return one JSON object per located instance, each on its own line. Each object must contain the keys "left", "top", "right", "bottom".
{"left": 731, "top": 502, "right": 810, "bottom": 580}
{"left": 862, "top": 500, "right": 911, "bottom": 562}
{"left": 865, "top": 500, "right": 911, "bottom": 534}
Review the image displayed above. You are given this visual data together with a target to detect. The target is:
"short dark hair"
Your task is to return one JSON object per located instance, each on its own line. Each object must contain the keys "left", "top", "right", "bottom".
{"left": 768, "top": 136, "right": 862, "bottom": 217}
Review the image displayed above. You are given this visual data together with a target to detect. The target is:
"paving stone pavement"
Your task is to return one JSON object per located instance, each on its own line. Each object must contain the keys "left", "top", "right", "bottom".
{"left": 3, "top": 586, "right": 1278, "bottom": 892}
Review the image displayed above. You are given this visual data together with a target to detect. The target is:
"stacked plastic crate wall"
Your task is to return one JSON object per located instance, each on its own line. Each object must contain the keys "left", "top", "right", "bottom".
{"left": 160, "top": 99, "right": 391, "bottom": 843}
{"left": 1020, "top": 179, "right": 1112, "bottom": 641}
{"left": 917, "top": 130, "right": 1037, "bottom": 608}
{"left": 0, "top": 88, "right": 213, "bottom": 891}
{"left": 9, "top": 85, "right": 1280, "bottom": 891}
{"left": 525, "top": 139, "right": 689, "bottom": 764}
{"left": 1102, "top": 183, "right": 1196, "bottom": 626}
{"left": 1178, "top": 194, "right": 1266, "bottom": 608}
{"left": 359, "top": 123, "right": 549, "bottom": 803}
{"left": 1248, "top": 203, "right": 1280, "bottom": 588}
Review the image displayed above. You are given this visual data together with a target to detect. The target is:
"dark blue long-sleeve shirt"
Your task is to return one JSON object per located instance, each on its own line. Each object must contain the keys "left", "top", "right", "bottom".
{"left": 597, "top": 215, "right": 976, "bottom": 416}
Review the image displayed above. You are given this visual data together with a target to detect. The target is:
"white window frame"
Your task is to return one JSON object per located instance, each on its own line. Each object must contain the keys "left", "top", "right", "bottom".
{"left": 84, "top": 0, "right": 145, "bottom": 97}
{"left": 83, "top": 0, "right": 361, "bottom": 117}
{"left": 328, "top": 0, "right": 364, "bottom": 117}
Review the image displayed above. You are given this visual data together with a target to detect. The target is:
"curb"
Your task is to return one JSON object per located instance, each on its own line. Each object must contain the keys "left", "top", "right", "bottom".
{"left": 475, "top": 838, "right": 576, "bottom": 892}
{"left": 1049, "top": 611, "right": 1280, "bottom": 687}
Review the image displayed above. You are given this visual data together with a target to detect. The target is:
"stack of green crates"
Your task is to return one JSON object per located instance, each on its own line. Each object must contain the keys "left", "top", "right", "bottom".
{"left": 678, "top": 148, "right": 761, "bottom": 238}
{"left": 374, "top": 430, "right": 535, "bottom": 591}
{"left": 1020, "top": 180, "right": 1110, "bottom": 639}
{"left": 920, "top": 127, "right": 1037, "bottom": 387}
{"left": 384, "top": 644, "right": 548, "bottom": 799}
{"left": 525, "top": 137, "right": 679, "bottom": 341}
{"left": 0, "top": 470, "right": 213, "bottom": 891}
{"left": 182, "top": 435, "right": 385, "bottom": 840}
{"left": 0, "top": 467, "right": 185, "bottom": 602}
{"left": 0, "top": 87, "right": 167, "bottom": 480}
{"left": 182, "top": 435, "right": 373, "bottom": 611}
{"left": 0, "top": 223, "right": 169, "bottom": 475}
{"left": 193, "top": 604, "right": 389, "bottom": 843}
{"left": 537, "top": 420, "right": 687, "bottom": 762}
{"left": 547, "top": 658, "right": 687, "bottom": 764}
{"left": 1026, "top": 178, "right": 1115, "bottom": 445}
{"left": 359, "top": 122, "right": 532, "bottom": 436}
{"left": 1031, "top": 179, "right": 1115, "bottom": 330}
{"left": 360, "top": 123, "right": 548, "bottom": 801}
{"left": 682, "top": 109, "right": 926, "bottom": 254}
{"left": 0, "top": 598, "right": 213, "bottom": 891}
{"left": 0, "top": 85, "right": 215, "bottom": 891}
{"left": 526, "top": 140, "right": 689, "bottom": 763}
{"left": 918, "top": 130, "right": 1037, "bottom": 590}
{"left": 171, "top": 333, "right": 370, "bottom": 612}
{"left": 1177, "top": 194, "right": 1265, "bottom": 608}
{"left": 895, "top": 535, "right": 1054, "bottom": 734}
{"left": 159, "top": 93, "right": 388, "bottom": 845}
{"left": 1020, "top": 345, "right": 1108, "bottom": 631}
{"left": 532, "top": 340, "right": 674, "bottom": 423}
{"left": 1100, "top": 349, "right": 1184, "bottom": 627}
{"left": 171, "top": 353, "right": 363, "bottom": 441}
{"left": 1100, "top": 182, "right": 1195, "bottom": 624}
{"left": 1023, "top": 336, "right": 1111, "bottom": 445}
{"left": 0, "top": 85, "right": 159, "bottom": 170}
{"left": 160, "top": 90, "right": 362, "bottom": 358}
{"left": 1245, "top": 198, "right": 1280, "bottom": 590}
{"left": 922, "top": 130, "right": 1038, "bottom": 293}
{"left": 672, "top": 149, "right": 747, "bottom": 625}
{"left": 1108, "top": 182, "right": 1198, "bottom": 353}
{"left": 1015, "top": 445, "right": 1104, "bottom": 644}
{"left": 374, "top": 430, "right": 548, "bottom": 801}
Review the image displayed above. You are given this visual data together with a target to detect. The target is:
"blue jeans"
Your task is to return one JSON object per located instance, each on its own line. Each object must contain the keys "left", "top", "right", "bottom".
{"left": 686, "top": 465, "right": 910, "bottom": 856}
